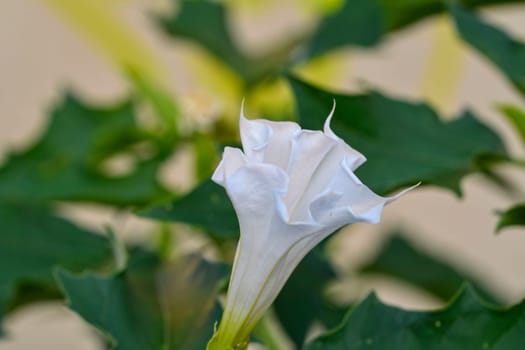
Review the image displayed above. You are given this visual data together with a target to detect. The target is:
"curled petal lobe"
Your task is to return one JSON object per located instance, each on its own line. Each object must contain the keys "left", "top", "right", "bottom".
{"left": 211, "top": 147, "right": 247, "bottom": 186}
{"left": 240, "top": 105, "right": 301, "bottom": 169}
{"left": 323, "top": 100, "right": 366, "bottom": 170}
{"left": 224, "top": 162, "right": 289, "bottom": 234}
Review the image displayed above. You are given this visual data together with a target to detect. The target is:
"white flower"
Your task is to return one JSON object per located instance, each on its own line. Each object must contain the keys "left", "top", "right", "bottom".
{"left": 207, "top": 103, "right": 414, "bottom": 350}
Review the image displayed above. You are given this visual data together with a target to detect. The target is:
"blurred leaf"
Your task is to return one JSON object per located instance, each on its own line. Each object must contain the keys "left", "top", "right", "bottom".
{"left": 288, "top": 75, "right": 507, "bottom": 195}
{"left": 159, "top": 0, "right": 253, "bottom": 81}
{"left": 0, "top": 202, "right": 112, "bottom": 333}
{"left": 139, "top": 179, "right": 239, "bottom": 240}
{"left": 274, "top": 249, "right": 347, "bottom": 349}
{"left": 159, "top": 0, "right": 302, "bottom": 85}
{"left": 57, "top": 251, "right": 227, "bottom": 350}
{"left": 193, "top": 135, "right": 220, "bottom": 181}
{"left": 500, "top": 105, "right": 525, "bottom": 146}
{"left": 496, "top": 203, "right": 525, "bottom": 232}
{"left": 450, "top": 4, "right": 525, "bottom": 96}
{"left": 360, "top": 233, "right": 500, "bottom": 303}
{"left": 303, "top": 0, "right": 522, "bottom": 59}
{"left": 305, "top": 0, "right": 384, "bottom": 58}
{"left": 379, "top": 0, "right": 523, "bottom": 31}
{"left": 127, "top": 69, "right": 180, "bottom": 137}
{"left": 0, "top": 93, "right": 168, "bottom": 206}
{"left": 305, "top": 286, "right": 525, "bottom": 350}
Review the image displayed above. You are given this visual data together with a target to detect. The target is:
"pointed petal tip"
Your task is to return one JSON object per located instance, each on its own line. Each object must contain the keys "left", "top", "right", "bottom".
{"left": 239, "top": 98, "right": 247, "bottom": 122}
{"left": 386, "top": 182, "right": 421, "bottom": 204}
{"left": 323, "top": 99, "right": 337, "bottom": 135}
{"left": 212, "top": 147, "right": 248, "bottom": 186}
{"left": 211, "top": 161, "right": 225, "bottom": 185}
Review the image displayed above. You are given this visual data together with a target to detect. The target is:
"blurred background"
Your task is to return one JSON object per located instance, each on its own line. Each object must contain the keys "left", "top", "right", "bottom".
{"left": 1, "top": 0, "right": 525, "bottom": 349}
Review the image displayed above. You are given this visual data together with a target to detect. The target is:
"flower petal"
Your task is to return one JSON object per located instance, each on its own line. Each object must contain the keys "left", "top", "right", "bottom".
{"left": 224, "top": 162, "right": 289, "bottom": 235}
{"left": 284, "top": 130, "right": 337, "bottom": 223}
{"left": 211, "top": 147, "right": 247, "bottom": 186}
{"left": 311, "top": 158, "right": 414, "bottom": 227}
{"left": 220, "top": 205, "right": 322, "bottom": 336}
{"left": 323, "top": 102, "right": 366, "bottom": 170}
{"left": 239, "top": 108, "right": 271, "bottom": 162}
{"left": 240, "top": 109, "right": 300, "bottom": 170}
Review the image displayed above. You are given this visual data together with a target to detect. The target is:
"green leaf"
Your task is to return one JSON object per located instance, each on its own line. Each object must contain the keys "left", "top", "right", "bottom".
{"left": 287, "top": 75, "right": 507, "bottom": 195}
{"left": 0, "top": 93, "right": 168, "bottom": 206}
{"left": 500, "top": 105, "right": 525, "bottom": 146}
{"left": 127, "top": 69, "right": 180, "bottom": 137}
{"left": 305, "top": 0, "right": 385, "bottom": 58}
{"left": 378, "top": 0, "right": 523, "bottom": 31}
{"left": 139, "top": 179, "right": 239, "bottom": 240}
{"left": 158, "top": 0, "right": 302, "bottom": 84}
{"left": 57, "top": 250, "right": 227, "bottom": 350}
{"left": 303, "top": 0, "right": 522, "bottom": 59}
{"left": 306, "top": 285, "right": 525, "bottom": 350}
{"left": 450, "top": 4, "right": 525, "bottom": 96}
{"left": 274, "top": 249, "right": 347, "bottom": 348}
{"left": 0, "top": 202, "right": 112, "bottom": 333}
{"left": 359, "top": 233, "right": 501, "bottom": 303}
{"left": 496, "top": 203, "right": 525, "bottom": 232}
{"left": 193, "top": 135, "right": 220, "bottom": 181}
{"left": 158, "top": 0, "right": 252, "bottom": 80}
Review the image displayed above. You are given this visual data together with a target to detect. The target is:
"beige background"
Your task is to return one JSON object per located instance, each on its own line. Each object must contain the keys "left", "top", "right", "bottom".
{"left": 1, "top": 1, "right": 525, "bottom": 349}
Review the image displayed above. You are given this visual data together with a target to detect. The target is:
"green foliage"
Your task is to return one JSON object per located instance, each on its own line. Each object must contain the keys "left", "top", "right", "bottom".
{"left": 139, "top": 179, "right": 238, "bottom": 240}
{"left": 500, "top": 105, "right": 525, "bottom": 146}
{"left": 0, "top": 94, "right": 168, "bottom": 206}
{"left": 159, "top": 0, "right": 525, "bottom": 73}
{"left": 193, "top": 135, "right": 220, "bottom": 181}
{"left": 159, "top": 0, "right": 249, "bottom": 77}
{"left": 274, "top": 250, "right": 347, "bottom": 348}
{"left": 159, "top": 0, "right": 295, "bottom": 85}
{"left": 288, "top": 75, "right": 507, "bottom": 195}
{"left": 4, "top": 0, "right": 525, "bottom": 348}
{"left": 304, "top": 0, "right": 384, "bottom": 58}
{"left": 497, "top": 204, "right": 525, "bottom": 232}
{"left": 127, "top": 69, "right": 180, "bottom": 137}
{"left": 0, "top": 202, "right": 112, "bottom": 332}
{"left": 304, "top": 0, "right": 512, "bottom": 58}
{"left": 57, "top": 250, "right": 227, "bottom": 350}
{"left": 450, "top": 4, "right": 525, "bottom": 96}
{"left": 378, "top": 0, "right": 523, "bottom": 31}
{"left": 360, "top": 233, "right": 500, "bottom": 302}
{"left": 305, "top": 286, "right": 525, "bottom": 350}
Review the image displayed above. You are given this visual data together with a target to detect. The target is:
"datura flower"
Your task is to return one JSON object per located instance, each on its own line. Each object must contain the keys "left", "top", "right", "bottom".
{"left": 207, "top": 104, "right": 414, "bottom": 350}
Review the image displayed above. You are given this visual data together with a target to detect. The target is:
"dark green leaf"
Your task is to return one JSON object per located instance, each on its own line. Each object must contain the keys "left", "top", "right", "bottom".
{"left": 158, "top": 0, "right": 254, "bottom": 80}
{"left": 0, "top": 93, "right": 168, "bottom": 206}
{"left": 139, "top": 179, "right": 239, "bottom": 240}
{"left": 306, "top": 286, "right": 525, "bottom": 350}
{"left": 450, "top": 5, "right": 525, "bottom": 95}
{"left": 497, "top": 203, "right": 525, "bottom": 232}
{"left": 158, "top": 0, "right": 303, "bottom": 84}
{"left": 288, "top": 75, "right": 507, "bottom": 195}
{"left": 274, "top": 249, "right": 347, "bottom": 348}
{"left": 303, "top": 0, "right": 522, "bottom": 59}
{"left": 0, "top": 202, "right": 112, "bottom": 333}
{"left": 379, "top": 0, "right": 523, "bottom": 31}
{"left": 304, "top": 0, "right": 385, "bottom": 58}
{"left": 360, "top": 233, "right": 501, "bottom": 302}
{"left": 57, "top": 251, "right": 227, "bottom": 350}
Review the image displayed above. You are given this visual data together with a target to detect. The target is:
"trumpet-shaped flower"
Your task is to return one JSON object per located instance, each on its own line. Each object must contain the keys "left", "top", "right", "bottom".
{"left": 207, "top": 104, "right": 414, "bottom": 350}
